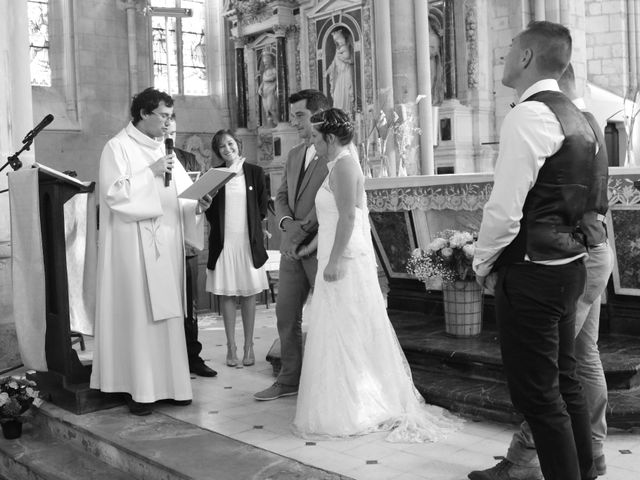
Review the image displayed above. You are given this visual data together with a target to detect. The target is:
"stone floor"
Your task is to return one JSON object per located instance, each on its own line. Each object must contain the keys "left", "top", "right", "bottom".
{"left": 8, "top": 305, "right": 640, "bottom": 479}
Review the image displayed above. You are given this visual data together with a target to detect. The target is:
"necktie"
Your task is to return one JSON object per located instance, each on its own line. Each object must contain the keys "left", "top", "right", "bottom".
{"left": 296, "top": 151, "right": 312, "bottom": 196}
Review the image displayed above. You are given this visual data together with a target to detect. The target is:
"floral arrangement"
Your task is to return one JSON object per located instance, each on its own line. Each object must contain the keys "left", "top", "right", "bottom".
{"left": 406, "top": 230, "right": 477, "bottom": 285}
{"left": 0, "top": 375, "right": 42, "bottom": 422}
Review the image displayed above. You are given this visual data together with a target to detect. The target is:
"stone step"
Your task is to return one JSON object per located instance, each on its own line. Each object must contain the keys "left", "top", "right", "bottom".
{"left": 14, "top": 402, "right": 349, "bottom": 480}
{"left": 411, "top": 359, "right": 640, "bottom": 430}
{"left": 391, "top": 310, "right": 640, "bottom": 391}
{"left": 0, "top": 422, "right": 132, "bottom": 480}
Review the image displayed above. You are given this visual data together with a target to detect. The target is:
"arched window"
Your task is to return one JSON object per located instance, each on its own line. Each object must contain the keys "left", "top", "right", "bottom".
{"left": 28, "top": 0, "right": 51, "bottom": 87}
{"left": 150, "top": 0, "right": 208, "bottom": 95}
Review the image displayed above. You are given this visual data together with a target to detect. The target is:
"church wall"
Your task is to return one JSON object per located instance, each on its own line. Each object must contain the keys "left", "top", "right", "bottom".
{"left": 29, "top": 0, "right": 229, "bottom": 188}
{"left": 585, "top": 0, "right": 629, "bottom": 97}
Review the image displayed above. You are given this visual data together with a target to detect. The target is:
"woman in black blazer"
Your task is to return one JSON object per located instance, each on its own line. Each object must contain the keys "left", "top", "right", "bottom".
{"left": 205, "top": 130, "right": 268, "bottom": 367}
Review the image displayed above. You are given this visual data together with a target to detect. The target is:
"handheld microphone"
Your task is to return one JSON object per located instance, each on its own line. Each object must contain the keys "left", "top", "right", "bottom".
{"left": 22, "top": 114, "right": 54, "bottom": 144}
{"left": 164, "top": 138, "right": 174, "bottom": 187}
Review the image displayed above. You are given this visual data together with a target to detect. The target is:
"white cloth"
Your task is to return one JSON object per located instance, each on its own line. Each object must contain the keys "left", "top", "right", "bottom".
{"left": 9, "top": 168, "right": 47, "bottom": 371}
{"left": 90, "top": 122, "right": 203, "bottom": 403}
{"left": 205, "top": 170, "right": 268, "bottom": 296}
{"left": 293, "top": 150, "right": 462, "bottom": 442}
{"left": 473, "top": 79, "right": 585, "bottom": 277}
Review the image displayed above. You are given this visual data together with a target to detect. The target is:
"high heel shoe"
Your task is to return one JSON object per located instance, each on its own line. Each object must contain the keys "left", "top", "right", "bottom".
{"left": 242, "top": 344, "right": 255, "bottom": 366}
{"left": 226, "top": 345, "right": 238, "bottom": 367}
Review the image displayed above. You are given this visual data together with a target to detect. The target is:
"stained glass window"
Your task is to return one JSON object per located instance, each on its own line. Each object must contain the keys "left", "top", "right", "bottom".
{"left": 28, "top": 0, "right": 51, "bottom": 87}
{"left": 151, "top": 0, "right": 208, "bottom": 96}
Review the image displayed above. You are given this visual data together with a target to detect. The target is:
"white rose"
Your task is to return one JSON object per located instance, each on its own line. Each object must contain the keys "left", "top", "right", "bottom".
{"left": 0, "top": 392, "right": 9, "bottom": 406}
{"left": 427, "top": 238, "right": 447, "bottom": 252}
{"left": 441, "top": 247, "right": 453, "bottom": 259}
{"left": 462, "top": 244, "right": 475, "bottom": 259}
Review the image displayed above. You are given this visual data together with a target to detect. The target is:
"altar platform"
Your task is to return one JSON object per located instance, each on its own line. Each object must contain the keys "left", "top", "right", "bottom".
{"left": 1, "top": 306, "right": 639, "bottom": 480}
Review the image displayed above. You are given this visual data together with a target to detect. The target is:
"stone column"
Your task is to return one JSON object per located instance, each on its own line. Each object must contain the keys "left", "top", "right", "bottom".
{"left": 234, "top": 37, "right": 248, "bottom": 128}
{"left": 0, "top": 0, "right": 34, "bottom": 370}
{"left": 534, "top": 0, "right": 546, "bottom": 20}
{"left": 628, "top": 0, "right": 639, "bottom": 93}
{"left": 274, "top": 26, "right": 289, "bottom": 125}
{"left": 373, "top": 0, "right": 396, "bottom": 173}
{"left": 414, "top": 0, "right": 434, "bottom": 176}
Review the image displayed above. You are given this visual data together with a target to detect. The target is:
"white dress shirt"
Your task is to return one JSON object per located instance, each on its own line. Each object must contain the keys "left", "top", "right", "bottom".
{"left": 473, "top": 79, "right": 587, "bottom": 277}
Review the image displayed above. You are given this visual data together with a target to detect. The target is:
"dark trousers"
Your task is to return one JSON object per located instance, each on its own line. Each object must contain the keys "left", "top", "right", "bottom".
{"left": 185, "top": 254, "right": 204, "bottom": 366}
{"left": 496, "top": 260, "right": 596, "bottom": 480}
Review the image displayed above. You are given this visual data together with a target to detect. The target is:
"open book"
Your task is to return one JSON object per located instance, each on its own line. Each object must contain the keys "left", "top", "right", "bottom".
{"left": 178, "top": 167, "right": 236, "bottom": 200}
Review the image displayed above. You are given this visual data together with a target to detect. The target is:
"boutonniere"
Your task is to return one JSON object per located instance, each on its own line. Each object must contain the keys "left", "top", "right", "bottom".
{"left": 248, "top": 186, "right": 253, "bottom": 191}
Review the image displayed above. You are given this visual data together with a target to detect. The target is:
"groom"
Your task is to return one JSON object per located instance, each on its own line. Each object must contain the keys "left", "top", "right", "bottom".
{"left": 254, "top": 89, "right": 330, "bottom": 401}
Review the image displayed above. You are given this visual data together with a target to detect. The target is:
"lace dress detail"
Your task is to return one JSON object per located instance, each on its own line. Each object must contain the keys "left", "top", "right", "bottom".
{"left": 292, "top": 150, "right": 462, "bottom": 442}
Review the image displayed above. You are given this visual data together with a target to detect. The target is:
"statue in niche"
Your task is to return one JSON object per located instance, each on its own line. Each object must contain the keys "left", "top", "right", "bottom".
{"left": 429, "top": 15, "right": 445, "bottom": 106}
{"left": 257, "top": 50, "right": 278, "bottom": 127}
{"left": 325, "top": 27, "right": 354, "bottom": 112}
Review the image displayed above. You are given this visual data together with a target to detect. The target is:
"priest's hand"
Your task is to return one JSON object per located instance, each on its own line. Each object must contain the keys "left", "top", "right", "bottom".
{"left": 150, "top": 154, "right": 174, "bottom": 177}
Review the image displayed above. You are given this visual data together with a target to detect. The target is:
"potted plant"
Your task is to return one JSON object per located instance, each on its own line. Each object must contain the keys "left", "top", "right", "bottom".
{"left": 0, "top": 374, "right": 42, "bottom": 439}
{"left": 406, "top": 229, "right": 482, "bottom": 337}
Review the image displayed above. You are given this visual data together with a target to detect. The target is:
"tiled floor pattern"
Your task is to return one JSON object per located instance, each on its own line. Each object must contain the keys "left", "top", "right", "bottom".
{"left": 62, "top": 306, "right": 640, "bottom": 479}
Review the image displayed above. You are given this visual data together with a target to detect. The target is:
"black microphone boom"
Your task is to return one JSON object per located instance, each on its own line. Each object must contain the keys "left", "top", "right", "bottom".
{"left": 22, "top": 114, "right": 55, "bottom": 144}
{"left": 164, "top": 138, "right": 174, "bottom": 187}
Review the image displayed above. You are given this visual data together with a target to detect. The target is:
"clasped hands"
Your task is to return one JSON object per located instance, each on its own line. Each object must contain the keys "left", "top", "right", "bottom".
{"left": 280, "top": 218, "right": 310, "bottom": 260}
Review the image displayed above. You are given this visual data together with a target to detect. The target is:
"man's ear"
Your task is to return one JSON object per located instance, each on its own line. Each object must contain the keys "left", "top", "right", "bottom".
{"left": 522, "top": 48, "right": 533, "bottom": 69}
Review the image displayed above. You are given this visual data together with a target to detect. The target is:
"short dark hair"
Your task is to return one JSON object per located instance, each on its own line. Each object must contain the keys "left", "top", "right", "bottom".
{"left": 288, "top": 89, "right": 330, "bottom": 114}
{"left": 130, "top": 87, "right": 174, "bottom": 125}
{"left": 211, "top": 129, "right": 242, "bottom": 161}
{"left": 519, "top": 21, "right": 572, "bottom": 78}
{"left": 310, "top": 108, "right": 354, "bottom": 145}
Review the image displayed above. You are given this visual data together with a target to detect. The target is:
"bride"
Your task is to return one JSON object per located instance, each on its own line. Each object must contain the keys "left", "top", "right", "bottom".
{"left": 292, "top": 108, "right": 462, "bottom": 442}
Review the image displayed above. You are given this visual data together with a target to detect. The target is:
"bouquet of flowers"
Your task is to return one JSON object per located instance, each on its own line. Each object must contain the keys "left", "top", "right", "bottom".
{"left": 406, "top": 229, "right": 477, "bottom": 285}
{"left": 0, "top": 375, "right": 42, "bottom": 423}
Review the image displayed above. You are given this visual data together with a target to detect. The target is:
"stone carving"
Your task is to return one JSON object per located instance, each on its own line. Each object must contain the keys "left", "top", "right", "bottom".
{"left": 326, "top": 27, "right": 355, "bottom": 112}
{"left": 429, "top": 14, "right": 445, "bottom": 106}
{"left": 257, "top": 50, "right": 278, "bottom": 127}
{"left": 465, "top": 0, "right": 479, "bottom": 90}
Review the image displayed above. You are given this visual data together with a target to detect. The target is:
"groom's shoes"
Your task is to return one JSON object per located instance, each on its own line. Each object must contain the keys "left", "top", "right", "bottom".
{"left": 190, "top": 362, "right": 218, "bottom": 377}
{"left": 254, "top": 382, "right": 298, "bottom": 401}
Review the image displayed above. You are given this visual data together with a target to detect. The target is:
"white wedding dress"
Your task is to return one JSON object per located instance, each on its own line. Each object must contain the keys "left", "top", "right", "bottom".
{"left": 292, "top": 148, "right": 462, "bottom": 442}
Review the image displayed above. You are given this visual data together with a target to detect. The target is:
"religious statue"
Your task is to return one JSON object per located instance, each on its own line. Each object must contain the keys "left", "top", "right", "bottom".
{"left": 257, "top": 51, "right": 278, "bottom": 127}
{"left": 429, "top": 16, "right": 445, "bottom": 106}
{"left": 325, "top": 28, "right": 354, "bottom": 113}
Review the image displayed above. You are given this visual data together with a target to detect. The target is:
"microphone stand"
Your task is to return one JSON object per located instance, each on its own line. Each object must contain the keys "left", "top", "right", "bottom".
{"left": 0, "top": 129, "right": 38, "bottom": 194}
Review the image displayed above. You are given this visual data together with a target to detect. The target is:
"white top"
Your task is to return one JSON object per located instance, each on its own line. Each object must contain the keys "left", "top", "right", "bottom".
{"left": 473, "top": 79, "right": 586, "bottom": 277}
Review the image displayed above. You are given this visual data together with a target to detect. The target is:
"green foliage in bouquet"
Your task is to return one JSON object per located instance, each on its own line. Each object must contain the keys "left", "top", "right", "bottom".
{"left": 406, "top": 230, "right": 477, "bottom": 285}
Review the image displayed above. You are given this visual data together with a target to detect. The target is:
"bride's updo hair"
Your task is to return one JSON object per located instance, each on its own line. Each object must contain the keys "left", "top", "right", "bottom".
{"left": 310, "top": 108, "right": 354, "bottom": 145}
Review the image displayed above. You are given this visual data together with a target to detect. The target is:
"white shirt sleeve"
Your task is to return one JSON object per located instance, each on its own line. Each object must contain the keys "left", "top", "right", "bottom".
{"left": 472, "top": 101, "right": 565, "bottom": 277}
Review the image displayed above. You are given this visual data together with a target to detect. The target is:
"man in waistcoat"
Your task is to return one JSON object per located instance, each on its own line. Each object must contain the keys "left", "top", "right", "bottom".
{"left": 470, "top": 22, "right": 598, "bottom": 480}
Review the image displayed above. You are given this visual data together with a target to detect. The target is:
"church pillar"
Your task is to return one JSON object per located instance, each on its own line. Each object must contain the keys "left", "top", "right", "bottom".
{"left": 628, "top": 0, "right": 639, "bottom": 94}
{"left": 373, "top": 0, "right": 395, "bottom": 175}
{"left": 235, "top": 37, "right": 248, "bottom": 128}
{"left": 274, "top": 27, "right": 289, "bottom": 125}
{"left": 0, "top": 0, "right": 34, "bottom": 371}
{"left": 414, "top": 0, "right": 434, "bottom": 175}
{"left": 534, "top": 0, "right": 546, "bottom": 20}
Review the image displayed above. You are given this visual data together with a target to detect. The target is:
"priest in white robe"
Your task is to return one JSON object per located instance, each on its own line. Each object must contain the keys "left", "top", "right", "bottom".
{"left": 90, "top": 87, "right": 209, "bottom": 415}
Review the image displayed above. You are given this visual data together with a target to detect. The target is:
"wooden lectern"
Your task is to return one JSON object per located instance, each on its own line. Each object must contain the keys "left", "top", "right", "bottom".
{"left": 21, "top": 165, "right": 122, "bottom": 414}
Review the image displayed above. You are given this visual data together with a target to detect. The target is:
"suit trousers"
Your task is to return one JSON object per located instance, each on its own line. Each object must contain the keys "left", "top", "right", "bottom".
{"left": 275, "top": 254, "right": 318, "bottom": 386}
{"left": 496, "top": 260, "right": 596, "bottom": 480}
{"left": 506, "top": 243, "right": 613, "bottom": 466}
{"left": 184, "top": 254, "right": 204, "bottom": 366}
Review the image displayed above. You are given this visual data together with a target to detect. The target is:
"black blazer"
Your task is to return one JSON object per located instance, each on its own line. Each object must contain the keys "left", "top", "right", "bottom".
{"left": 205, "top": 162, "right": 269, "bottom": 270}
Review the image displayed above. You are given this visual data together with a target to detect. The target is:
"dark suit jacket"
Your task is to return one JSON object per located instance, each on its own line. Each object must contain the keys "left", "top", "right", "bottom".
{"left": 205, "top": 162, "right": 268, "bottom": 270}
{"left": 175, "top": 147, "right": 202, "bottom": 258}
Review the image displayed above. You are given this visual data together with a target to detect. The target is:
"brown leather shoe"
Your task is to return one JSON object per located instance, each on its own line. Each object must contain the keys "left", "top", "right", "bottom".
{"left": 468, "top": 459, "right": 543, "bottom": 480}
